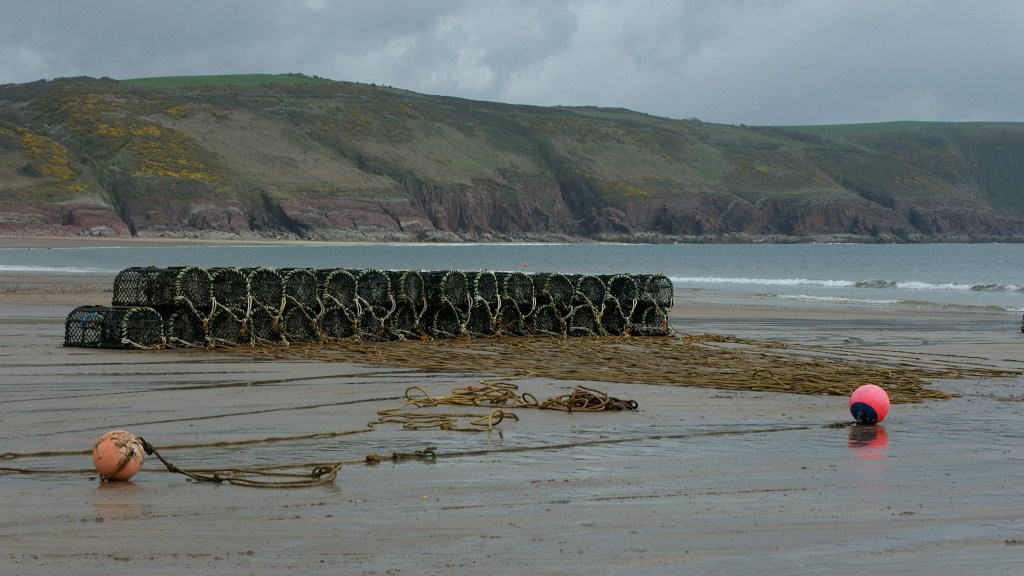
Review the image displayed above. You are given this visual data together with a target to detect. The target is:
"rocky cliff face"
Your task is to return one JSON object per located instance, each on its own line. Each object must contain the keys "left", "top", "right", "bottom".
{"left": 2, "top": 180, "right": 1020, "bottom": 242}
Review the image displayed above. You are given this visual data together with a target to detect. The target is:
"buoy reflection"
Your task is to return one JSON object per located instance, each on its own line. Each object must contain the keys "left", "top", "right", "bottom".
{"left": 848, "top": 424, "right": 888, "bottom": 458}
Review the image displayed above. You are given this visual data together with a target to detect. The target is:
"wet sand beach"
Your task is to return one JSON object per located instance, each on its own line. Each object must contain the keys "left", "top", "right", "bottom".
{"left": 2, "top": 245, "right": 1024, "bottom": 575}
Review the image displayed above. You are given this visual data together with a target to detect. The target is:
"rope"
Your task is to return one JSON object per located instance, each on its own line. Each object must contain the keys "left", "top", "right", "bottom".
{"left": 365, "top": 380, "right": 636, "bottom": 433}
{"left": 540, "top": 385, "right": 639, "bottom": 412}
{"left": 139, "top": 438, "right": 341, "bottom": 488}
{"left": 210, "top": 332, "right": 1021, "bottom": 403}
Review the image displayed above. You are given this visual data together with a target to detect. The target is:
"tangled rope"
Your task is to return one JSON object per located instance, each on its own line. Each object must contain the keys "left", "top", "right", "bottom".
{"left": 224, "top": 332, "right": 1023, "bottom": 403}
{"left": 367, "top": 379, "right": 636, "bottom": 432}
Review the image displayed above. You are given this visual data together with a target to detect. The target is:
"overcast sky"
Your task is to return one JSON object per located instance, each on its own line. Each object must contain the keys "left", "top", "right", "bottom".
{"left": 2, "top": 0, "right": 1022, "bottom": 125}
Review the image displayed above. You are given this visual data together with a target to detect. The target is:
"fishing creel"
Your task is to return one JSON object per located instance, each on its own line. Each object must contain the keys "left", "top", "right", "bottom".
{"left": 64, "top": 305, "right": 164, "bottom": 349}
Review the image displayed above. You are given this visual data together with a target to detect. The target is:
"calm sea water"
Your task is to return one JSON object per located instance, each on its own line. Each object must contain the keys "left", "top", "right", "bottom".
{"left": 1, "top": 242, "right": 1022, "bottom": 313}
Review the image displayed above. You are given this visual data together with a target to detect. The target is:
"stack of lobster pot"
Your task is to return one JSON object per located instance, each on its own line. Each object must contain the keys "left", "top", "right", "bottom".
{"left": 63, "top": 304, "right": 165, "bottom": 349}
{"left": 105, "top": 266, "right": 214, "bottom": 347}
{"left": 318, "top": 268, "right": 358, "bottom": 339}
{"left": 207, "top": 267, "right": 250, "bottom": 345}
{"left": 64, "top": 266, "right": 675, "bottom": 348}
{"left": 279, "top": 268, "right": 320, "bottom": 343}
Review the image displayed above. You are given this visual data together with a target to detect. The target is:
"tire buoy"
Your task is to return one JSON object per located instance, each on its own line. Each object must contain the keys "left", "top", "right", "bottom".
{"left": 849, "top": 384, "right": 890, "bottom": 424}
{"left": 92, "top": 429, "right": 145, "bottom": 481}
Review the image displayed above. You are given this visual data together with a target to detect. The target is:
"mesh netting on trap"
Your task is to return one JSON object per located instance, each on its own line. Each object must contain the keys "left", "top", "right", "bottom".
{"left": 386, "top": 300, "right": 423, "bottom": 339}
{"left": 599, "top": 296, "right": 628, "bottom": 336}
{"left": 245, "top": 267, "right": 284, "bottom": 309}
{"left": 357, "top": 269, "right": 394, "bottom": 314}
{"left": 210, "top": 268, "right": 250, "bottom": 309}
{"left": 572, "top": 274, "right": 606, "bottom": 307}
{"left": 282, "top": 304, "right": 318, "bottom": 342}
{"left": 631, "top": 299, "right": 671, "bottom": 336}
{"left": 390, "top": 270, "right": 426, "bottom": 313}
{"left": 64, "top": 305, "right": 165, "bottom": 349}
{"left": 536, "top": 273, "right": 575, "bottom": 313}
{"left": 471, "top": 271, "right": 500, "bottom": 309}
{"left": 639, "top": 274, "right": 674, "bottom": 309}
{"left": 281, "top": 268, "right": 319, "bottom": 307}
{"left": 321, "top": 269, "right": 357, "bottom": 311}
{"left": 605, "top": 274, "right": 640, "bottom": 311}
{"left": 466, "top": 300, "right": 496, "bottom": 337}
{"left": 497, "top": 271, "right": 535, "bottom": 315}
{"left": 357, "top": 308, "right": 387, "bottom": 341}
{"left": 495, "top": 302, "right": 528, "bottom": 336}
{"left": 529, "top": 303, "right": 566, "bottom": 337}
{"left": 320, "top": 304, "right": 356, "bottom": 340}
{"left": 567, "top": 302, "right": 602, "bottom": 337}
{"left": 427, "top": 270, "right": 472, "bottom": 312}
{"left": 248, "top": 305, "right": 283, "bottom": 344}
{"left": 427, "top": 300, "right": 465, "bottom": 339}
{"left": 112, "top": 266, "right": 212, "bottom": 310}
{"left": 164, "top": 307, "right": 207, "bottom": 347}
{"left": 208, "top": 306, "right": 249, "bottom": 346}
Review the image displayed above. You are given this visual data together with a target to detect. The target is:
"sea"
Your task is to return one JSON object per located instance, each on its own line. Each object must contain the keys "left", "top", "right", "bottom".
{"left": 1, "top": 242, "right": 1022, "bottom": 314}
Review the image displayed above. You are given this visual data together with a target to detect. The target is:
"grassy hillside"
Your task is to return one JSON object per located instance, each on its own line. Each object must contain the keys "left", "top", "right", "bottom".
{"left": 1, "top": 75, "right": 1022, "bottom": 240}
{"left": 121, "top": 73, "right": 335, "bottom": 89}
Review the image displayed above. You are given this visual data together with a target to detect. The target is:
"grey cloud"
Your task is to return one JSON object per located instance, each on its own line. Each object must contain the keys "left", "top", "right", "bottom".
{"left": 2, "top": 0, "right": 1022, "bottom": 125}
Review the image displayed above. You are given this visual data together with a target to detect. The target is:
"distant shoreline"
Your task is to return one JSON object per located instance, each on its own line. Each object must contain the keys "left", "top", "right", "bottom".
{"left": 3, "top": 233, "right": 1024, "bottom": 250}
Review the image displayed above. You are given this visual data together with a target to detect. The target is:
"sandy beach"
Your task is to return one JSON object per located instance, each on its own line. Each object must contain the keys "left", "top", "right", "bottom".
{"left": 2, "top": 237, "right": 1024, "bottom": 575}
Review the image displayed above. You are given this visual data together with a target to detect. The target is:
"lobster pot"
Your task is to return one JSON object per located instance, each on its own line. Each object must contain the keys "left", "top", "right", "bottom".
{"left": 427, "top": 270, "right": 472, "bottom": 312}
{"left": 281, "top": 304, "right": 318, "bottom": 342}
{"left": 248, "top": 304, "right": 283, "bottom": 343}
{"left": 599, "top": 296, "right": 628, "bottom": 336}
{"left": 428, "top": 301, "right": 464, "bottom": 339}
{"left": 465, "top": 300, "right": 496, "bottom": 337}
{"left": 536, "top": 273, "right": 574, "bottom": 313}
{"left": 64, "top": 305, "right": 164, "bottom": 349}
{"left": 280, "top": 268, "right": 319, "bottom": 308}
{"left": 164, "top": 307, "right": 207, "bottom": 347}
{"left": 471, "top": 270, "right": 500, "bottom": 309}
{"left": 386, "top": 300, "right": 422, "bottom": 339}
{"left": 356, "top": 308, "right": 386, "bottom": 341}
{"left": 638, "top": 274, "right": 674, "bottom": 309}
{"left": 357, "top": 269, "right": 394, "bottom": 314}
{"left": 631, "top": 300, "right": 670, "bottom": 336}
{"left": 498, "top": 271, "right": 535, "bottom": 315}
{"left": 605, "top": 274, "right": 640, "bottom": 312}
{"left": 112, "top": 266, "right": 212, "bottom": 310}
{"left": 390, "top": 270, "right": 427, "bottom": 314}
{"left": 572, "top": 274, "right": 606, "bottom": 307}
{"left": 321, "top": 268, "right": 357, "bottom": 311}
{"left": 208, "top": 306, "right": 249, "bottom": 346}
{"left": 320, "top": 304, "right": 356, "bottom": 340}
{"left": 566, "top": 303, "right": 601, "bottom": 337}
{"left": 210, "top": 268, "right": 250, "bottom": 309}
{"left": 495, "top": 303, "right": 527, "bottom": 336}
{"left": 245, "top": 267, "right": 284, "bottom": 309}
{"left": 529, "top": 303, "right": 565, "bottom": 337}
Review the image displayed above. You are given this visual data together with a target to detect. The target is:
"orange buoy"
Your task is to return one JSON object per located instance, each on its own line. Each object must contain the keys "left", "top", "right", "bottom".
{"left": 92, "top": 430, "right": 145, "bottom": 481}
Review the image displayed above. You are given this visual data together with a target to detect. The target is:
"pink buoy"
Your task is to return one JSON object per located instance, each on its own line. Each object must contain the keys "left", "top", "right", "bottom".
{"left": 92, "top": 429, "right": 145, "bottom": 481}
{"left": 849, "top": 384, "right": 890, "bottom": 424}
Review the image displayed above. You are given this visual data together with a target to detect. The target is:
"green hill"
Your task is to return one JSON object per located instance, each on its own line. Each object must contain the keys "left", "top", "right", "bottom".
{"left": 1, "top": 75, "right": 1022, "bottom": 241}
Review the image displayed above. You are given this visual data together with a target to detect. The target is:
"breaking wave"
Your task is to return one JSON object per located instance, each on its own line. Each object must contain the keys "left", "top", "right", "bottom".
{"left": 672, "top": 276, "right": 1022, "bottom": 293}
{"left": 0, "top": 264, "right": 114, "bottom": 274}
